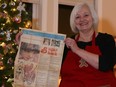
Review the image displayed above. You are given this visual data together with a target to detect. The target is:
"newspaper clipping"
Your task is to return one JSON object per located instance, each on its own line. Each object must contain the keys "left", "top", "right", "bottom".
{"left": 14, "top": 29, "right": 66, "bottom": 87}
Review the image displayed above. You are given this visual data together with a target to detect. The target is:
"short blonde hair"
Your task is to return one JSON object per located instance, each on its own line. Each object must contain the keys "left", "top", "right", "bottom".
{"left": 70, "top": 2, "right": 99, "bottom": 33}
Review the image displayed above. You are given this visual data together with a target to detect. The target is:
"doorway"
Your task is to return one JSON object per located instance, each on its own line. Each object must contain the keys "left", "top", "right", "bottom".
{"left": 58, "top": 4, "right": 74, "bottom": 37}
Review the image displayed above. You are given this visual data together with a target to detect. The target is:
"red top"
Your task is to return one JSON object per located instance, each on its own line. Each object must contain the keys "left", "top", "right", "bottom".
{"left": 60, "top": 32, "right": 116, "bottom": 87}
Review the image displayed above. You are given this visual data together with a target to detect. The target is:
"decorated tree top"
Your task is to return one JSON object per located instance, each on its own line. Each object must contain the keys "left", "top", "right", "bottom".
{"left": 0, "top": 0, "right": 32, "bottom": 86}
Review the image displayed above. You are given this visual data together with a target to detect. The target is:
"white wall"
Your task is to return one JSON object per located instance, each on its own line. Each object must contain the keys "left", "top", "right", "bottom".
{"left": 97, "top": 0, "right": 116, "bottom": 36}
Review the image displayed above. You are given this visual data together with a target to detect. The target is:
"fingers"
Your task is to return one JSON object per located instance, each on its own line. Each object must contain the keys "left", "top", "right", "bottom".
{"left": 15, "top": 31, "right": 23, "bottom": 45}
{"left": 64, "top": 38, "right": 75, "bottom": 48}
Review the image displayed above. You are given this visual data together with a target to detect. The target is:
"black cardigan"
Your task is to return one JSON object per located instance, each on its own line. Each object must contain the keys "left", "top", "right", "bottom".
{"left": 62, "top": 32, "right": 116, "bottom": 72}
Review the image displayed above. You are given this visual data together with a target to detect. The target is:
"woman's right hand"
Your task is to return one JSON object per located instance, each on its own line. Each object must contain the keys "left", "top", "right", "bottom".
{"left": 64, "top": 37, "right": 80, "bottom": 53}
{"left": 15, "top": 31, "right": 23, "bottom": 45}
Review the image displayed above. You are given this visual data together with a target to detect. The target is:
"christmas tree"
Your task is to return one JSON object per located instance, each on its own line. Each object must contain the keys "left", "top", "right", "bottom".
{"left": 0, "top": 0, "right": 32, "bottom": 86}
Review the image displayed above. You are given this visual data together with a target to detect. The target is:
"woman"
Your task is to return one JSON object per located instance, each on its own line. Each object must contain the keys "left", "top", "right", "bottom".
{"left": 59, "top": 2, "right": 116, "bottom": 87}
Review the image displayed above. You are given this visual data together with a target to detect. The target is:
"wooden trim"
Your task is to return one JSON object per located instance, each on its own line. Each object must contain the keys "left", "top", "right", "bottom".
{"left": 59, "top": 0, "right": 95, "bottom": 6}
{"left": 53, "top": 0, "right": 58, "bottom": 33}
{"left": 58, "top": 0, "right": 77, "bottom": 6}
{"left": 22, "top": 0, "right": 39, "bottom": 4}
{"left": 32, "top": 4, "right": 40, "bottom": 29}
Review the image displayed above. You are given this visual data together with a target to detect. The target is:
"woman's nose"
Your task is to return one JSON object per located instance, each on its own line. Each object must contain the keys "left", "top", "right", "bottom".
{"left": 80, "top": 17, "right": 85, "bottom": 22}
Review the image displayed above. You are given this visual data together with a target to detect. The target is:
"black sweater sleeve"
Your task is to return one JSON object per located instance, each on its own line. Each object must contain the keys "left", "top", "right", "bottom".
{"left": 98, "top": 33, "right": 115, "bottom": 71}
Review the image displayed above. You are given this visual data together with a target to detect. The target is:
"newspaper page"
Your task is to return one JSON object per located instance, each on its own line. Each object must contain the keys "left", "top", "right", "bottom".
{"left": 14, "top": 28, "right": 66, "bottom": 87}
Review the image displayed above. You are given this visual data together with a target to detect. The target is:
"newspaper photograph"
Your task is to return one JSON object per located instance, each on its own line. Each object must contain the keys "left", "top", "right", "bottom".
{"left": 14, "top": 28, "right": 66, "bottom": 87}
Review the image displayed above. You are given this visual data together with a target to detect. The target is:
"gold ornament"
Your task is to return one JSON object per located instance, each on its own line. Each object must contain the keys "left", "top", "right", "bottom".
{"left": 11, "top": 8, "right": 16, "bottom": 12}
{"left": 0, "top": 42, "right": 6, "bottom": 48}
{"left": 9, "top": 1, "right": 16, "bottom": 6}
{"left": 25, "top": 20, "right": 32, "bottom": 28}
{"left": 0, "top": 61, "right": 4, "bottom": 70}
{"left": 0, "top": 66, "right": 4, "bottom": 70}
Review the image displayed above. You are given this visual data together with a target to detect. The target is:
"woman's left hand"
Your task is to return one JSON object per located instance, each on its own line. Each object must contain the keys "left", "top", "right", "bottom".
{"left": 15, "top": 31, "right": 23, "bottom": 45}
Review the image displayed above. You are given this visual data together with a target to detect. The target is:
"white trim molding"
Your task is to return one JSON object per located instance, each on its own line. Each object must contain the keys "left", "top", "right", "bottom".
{"left": 39, "top": 0, "right": 48, "bottom": 31}
{"left": 22, "top": 0, "right": 39, "bottom": 4}
{"left": 59, "top": 0, "right": 77, "bottom": 6}
{"left": 53, "top": 0, "right": 58, "bottom": 33}
{"left": 95, "top": 0, "right": 102, "bottom": 32}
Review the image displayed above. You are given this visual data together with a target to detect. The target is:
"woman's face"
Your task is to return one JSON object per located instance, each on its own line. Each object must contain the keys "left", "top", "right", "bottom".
{"left": 74, "top": 5, "right": 93, "bottom": 32}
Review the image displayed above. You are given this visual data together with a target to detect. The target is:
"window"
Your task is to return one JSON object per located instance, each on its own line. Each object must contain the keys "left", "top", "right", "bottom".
{"left": 22, "top": 0, "right": 40, "bottom": 30}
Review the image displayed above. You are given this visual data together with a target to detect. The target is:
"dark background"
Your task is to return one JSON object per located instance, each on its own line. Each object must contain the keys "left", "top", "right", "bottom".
{"left": 58, "top": 4, "right": 74, "bottom": 37}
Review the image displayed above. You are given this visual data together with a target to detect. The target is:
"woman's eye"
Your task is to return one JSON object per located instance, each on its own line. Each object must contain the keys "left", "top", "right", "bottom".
{"left": 76, "top": 16, "right": 80, "bottom": 19}
{"left": 84, "top": 14, "right": 89, "bottom": 17}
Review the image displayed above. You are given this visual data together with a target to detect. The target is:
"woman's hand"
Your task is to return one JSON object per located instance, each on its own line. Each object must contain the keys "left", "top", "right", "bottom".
{"left": 64, "top": 38, "right": 80, "bottom": 53}
{"left": 114, "top": 64, "right": 116, "bottom": 78}
{"left": 15, "top": 32, "right": 23, "bottom": 45}
{"left": 64, "top": 37, "right": 99, "bottom": 69}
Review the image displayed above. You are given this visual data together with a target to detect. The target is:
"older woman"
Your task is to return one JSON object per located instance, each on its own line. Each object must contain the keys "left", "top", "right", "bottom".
{"left": 60, "top": 2, "right": 116, "bottom": 87}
